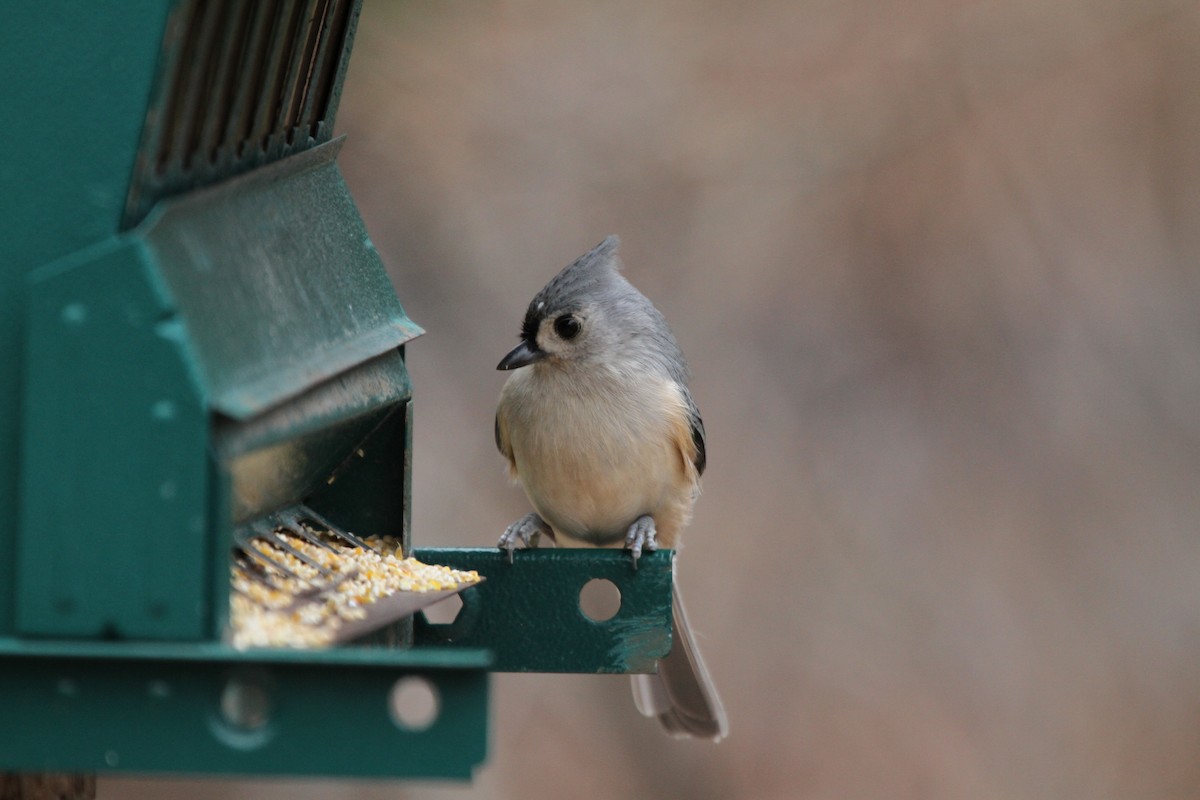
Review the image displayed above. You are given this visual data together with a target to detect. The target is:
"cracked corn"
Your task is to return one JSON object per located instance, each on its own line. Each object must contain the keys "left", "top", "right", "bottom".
{"left": 230, "top": 533, "right": 479, "bottom": 649}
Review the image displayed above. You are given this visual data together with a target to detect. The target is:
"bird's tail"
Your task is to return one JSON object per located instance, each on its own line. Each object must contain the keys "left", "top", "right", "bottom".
{"left": 631, "top": 582, "right": 728, "bottom": 741}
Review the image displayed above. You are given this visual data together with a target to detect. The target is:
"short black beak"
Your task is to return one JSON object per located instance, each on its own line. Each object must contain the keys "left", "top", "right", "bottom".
{"left": 497, "top": 340, "right": 546, "bottom": 370}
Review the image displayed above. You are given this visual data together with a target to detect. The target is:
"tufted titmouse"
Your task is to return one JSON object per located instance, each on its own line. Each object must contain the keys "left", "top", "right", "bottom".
{"left": 494, "top": 235, "right": 728, "bottom": 741}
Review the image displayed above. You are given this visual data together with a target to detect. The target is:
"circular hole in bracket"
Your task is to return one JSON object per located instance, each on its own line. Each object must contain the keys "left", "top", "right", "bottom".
{"left": 389, "top": 676, "right": 440, "bottom": 731}
{"left": 219, "top": 674, "right": 272, "bottom": 731}
{"left": 579, "top": 578, "right": 622, "bottom": 622}
{"left": 421, "top": 593, "right": 464, "bottom": 625}
{"left": 209, "top": 670, "right": 276, "bottom": 751}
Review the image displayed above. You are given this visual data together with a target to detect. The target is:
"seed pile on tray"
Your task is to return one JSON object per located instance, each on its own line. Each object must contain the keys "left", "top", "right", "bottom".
{"left": 230, "top": 532, "right": 480, "bottom": 650}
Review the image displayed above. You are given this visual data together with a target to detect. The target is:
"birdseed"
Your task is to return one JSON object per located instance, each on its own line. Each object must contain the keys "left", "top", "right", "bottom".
{"left": 230, "top": 531, "right": 479, "bottom": 649}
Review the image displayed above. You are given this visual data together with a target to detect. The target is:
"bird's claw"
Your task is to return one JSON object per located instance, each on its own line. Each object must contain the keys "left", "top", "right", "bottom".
{"left": 498, "top": 512, "right": 549, "bottom": 564}
{"left": 624, "top": 515, "right": 658, "bottom": 570}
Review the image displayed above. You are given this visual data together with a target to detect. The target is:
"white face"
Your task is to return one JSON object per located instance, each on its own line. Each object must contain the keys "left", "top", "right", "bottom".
{"left": 535, "top": 308, "right": 589, "bottom": 359}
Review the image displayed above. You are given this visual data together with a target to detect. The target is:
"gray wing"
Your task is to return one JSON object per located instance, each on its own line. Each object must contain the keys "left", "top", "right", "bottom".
{"left": 644, "top": 303, "right": 703, "bottom": 475}
{"left": 690, "top": 411, "right": 706, "bottom": 476}
{"left": 682, "top": 386, "right": 706, "bottom": 476}
{"left": 494, "top": 412, "right": 513, "bottom": 464}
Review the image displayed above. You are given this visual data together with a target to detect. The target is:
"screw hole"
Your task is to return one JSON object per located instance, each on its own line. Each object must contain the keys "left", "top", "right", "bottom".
{"left": 389, "top": 676, "right": 440, "bottom": 731}
{"left": 579, "top": 578, "right": 622, "bottom": 622}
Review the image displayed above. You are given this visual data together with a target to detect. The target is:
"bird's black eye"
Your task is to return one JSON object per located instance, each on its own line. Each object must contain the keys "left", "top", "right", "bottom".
{"left": 553, "top": 314, "right": 581, "bottom": 340}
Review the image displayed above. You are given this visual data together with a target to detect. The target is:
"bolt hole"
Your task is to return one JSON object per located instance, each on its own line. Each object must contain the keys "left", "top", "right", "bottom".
{"left": 219, "top": 675, "right": 272, "bottom": 731}
{"left": 389, "top": 676, "right": 440, "bottom": 731}
{"left": 421, "top": 594, "right": 464, "bottom": 625}
{"left": 61, "top": 303, "right": 87, "bottom": 324}
{"left": 579, "top": 578, "right": 622, "bottom": 622}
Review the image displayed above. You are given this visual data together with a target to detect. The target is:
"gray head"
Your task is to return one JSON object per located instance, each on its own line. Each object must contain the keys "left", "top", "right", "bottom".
{"left": 497, "top": 235, "right": 688, "bottom": 382}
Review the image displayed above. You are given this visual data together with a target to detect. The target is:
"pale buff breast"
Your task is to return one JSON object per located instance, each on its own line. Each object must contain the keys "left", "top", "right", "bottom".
{"left": 499, "top": 365, "right": 696, "bottom": 547}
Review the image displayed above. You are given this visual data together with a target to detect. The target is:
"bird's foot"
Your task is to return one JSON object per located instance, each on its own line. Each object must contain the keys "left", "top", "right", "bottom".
{"left": 498, "top": 512, "right": 551, "bottom": 563}
{"left": 624, "top": 514, "right": 658, "bottom": 570}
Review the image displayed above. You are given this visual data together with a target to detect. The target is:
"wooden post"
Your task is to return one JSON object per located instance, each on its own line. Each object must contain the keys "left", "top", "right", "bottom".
{"left": 0, "top": 774, "right": 96, "bottom": 800}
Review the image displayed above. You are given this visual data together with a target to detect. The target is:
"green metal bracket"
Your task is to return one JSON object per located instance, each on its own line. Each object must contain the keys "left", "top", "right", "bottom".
{"left": 19, "top": 237, "right": 210, "bottom": 640}
{"left": 0, "top": 548, "right": 674, "bottom": 779}
{"left": 414, "top": 548, "right": 674, "bottom": 674}
{"left": 0, "top": 640, "right": 489, "bottom": 780}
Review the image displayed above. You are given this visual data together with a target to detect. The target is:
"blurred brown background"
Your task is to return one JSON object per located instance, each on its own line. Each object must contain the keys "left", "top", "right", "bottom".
{"left": 111, "top": 1, "right": 1200, "bottom": 797}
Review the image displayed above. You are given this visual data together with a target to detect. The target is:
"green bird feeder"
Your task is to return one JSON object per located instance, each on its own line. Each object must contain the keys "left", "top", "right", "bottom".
{"left": 0, "top": 0, "right": 674, "bottom": 785}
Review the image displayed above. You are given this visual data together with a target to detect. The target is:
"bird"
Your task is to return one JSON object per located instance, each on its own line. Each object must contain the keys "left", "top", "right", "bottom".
{"left": 493, "top": 235, "right": 727, "bottom": 741}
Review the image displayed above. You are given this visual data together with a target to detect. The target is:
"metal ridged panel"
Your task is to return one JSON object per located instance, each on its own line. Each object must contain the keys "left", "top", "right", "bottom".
{"left": 124, "top": 0, "right": 360, "bottom": 228}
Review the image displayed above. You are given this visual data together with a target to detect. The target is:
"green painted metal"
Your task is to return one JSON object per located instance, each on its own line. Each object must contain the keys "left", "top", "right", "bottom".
{"left": 0, "top": 547, "right": 676, "bottom": 778}
{"left": 19, "top": 238, "right": 210, "bottom": 639}
{"left": 123, "top": 0, "right": 365, "bottom": 229}
{"left": 16, "top": 141, "right": 422, "bottom": 642}
{"left": 0, "top": 0, "right": 486, "bottom": 780}
{"left": 1, "top": 0, "right": 412, "bottom": 643}
{"left": 414, "top": 548, "right": 675, "bottom": 674}
{"left": 142, "top": 138, "right": 422, "bottom": 422}
{"left": 0, "top": 640, "right": 489, "bottom": 779}
{"left": 301, "top": 397, "right": 413, "bottom": 547}
{"left": 0, "top": 0, "right": 174, "bottom": 636}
